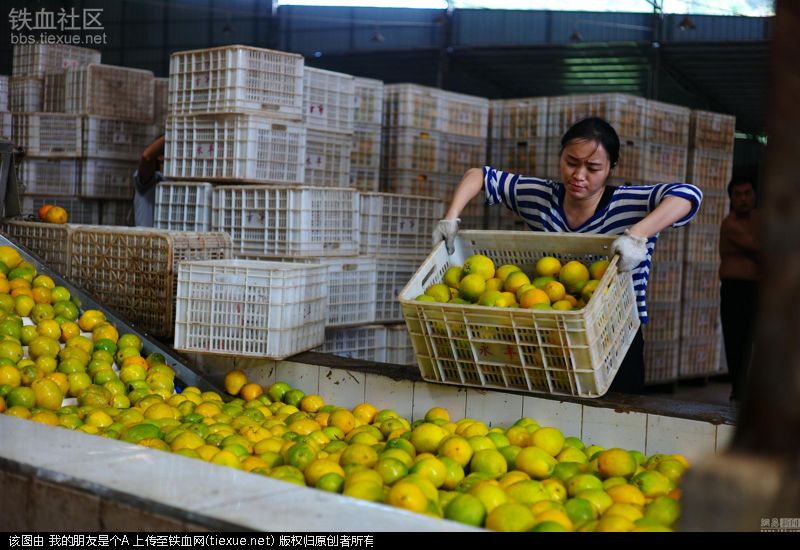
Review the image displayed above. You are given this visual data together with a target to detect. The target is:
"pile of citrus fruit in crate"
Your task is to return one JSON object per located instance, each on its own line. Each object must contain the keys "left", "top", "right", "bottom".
{"left": 415, "top": 254, "right": 610, "bottom": 310}
{"left": 0, "top": 243, "right": 684, "bottom": 531}
{"left": 37, "top": 204, "right": 69, "bottom": 224}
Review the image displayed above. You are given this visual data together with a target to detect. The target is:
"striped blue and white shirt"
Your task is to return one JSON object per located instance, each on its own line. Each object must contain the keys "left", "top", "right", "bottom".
{"left": 483, "top": 166, "right": 703, "bottom": 324}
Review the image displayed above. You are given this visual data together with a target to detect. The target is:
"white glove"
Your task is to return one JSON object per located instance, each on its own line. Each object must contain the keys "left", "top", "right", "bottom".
{"left": 432, "top": 218, "right": 460, "bottom": 255}
{"left": 611, "top": 229, "right": 648, "bottom": 272}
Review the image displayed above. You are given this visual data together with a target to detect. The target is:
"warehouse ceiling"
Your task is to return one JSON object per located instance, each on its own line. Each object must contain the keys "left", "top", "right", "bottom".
{"left": 308, "top": 39, "right": 770, "bottom": 135}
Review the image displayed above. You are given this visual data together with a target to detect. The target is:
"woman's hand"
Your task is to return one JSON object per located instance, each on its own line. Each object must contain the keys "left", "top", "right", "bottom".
{"left": 611, "top": 229, "right": 648, "bottom": 271}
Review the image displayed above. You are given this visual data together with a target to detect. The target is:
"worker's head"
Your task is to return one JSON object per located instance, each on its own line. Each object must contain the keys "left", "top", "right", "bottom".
{"left": 559, "top": 117, "right": 620, "bottom": 201}
{"left": 728, "top": 177, "right": 756, "bottom": 215}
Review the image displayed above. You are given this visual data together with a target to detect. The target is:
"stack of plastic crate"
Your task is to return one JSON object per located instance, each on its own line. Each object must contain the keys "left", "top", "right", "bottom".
{"left": 488, "top": 97, "right": 549, "bottom": 230}
{"left": 638, "top": 100, "right": 691, "bottom": 384}
{"left": 9, "top": 44, "right": 103, "bottom": 224}
{"left": 351, "top": 77, "right": 383, "bottom": 192}
{"left": 678, "top": 110, "right": 735, "bottom": 379}
{"left": 303, "top": 67, "right": 354, "bottom": 188}
{"left": 382, "top": 84, "right": 489, "bottom": 229}
{"left": 546, "top": 93, "right": 647, "bottom": 185}
{"left": 0, "top": 75, "right": 9, "bottom": 139}
{"left": 153, "top": 77, "right": 168, "bottom": 134}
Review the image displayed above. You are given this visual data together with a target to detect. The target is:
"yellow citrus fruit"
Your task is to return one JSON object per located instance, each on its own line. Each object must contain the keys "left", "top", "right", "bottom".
{"left": 515, "top": 446, "right": 557, "bottom": 479}
{"left": 589, "top": 259, "right": 610, "bottom": 280}
{"left": 329, "top": 409, "right": 356, "bottom": 433}
{"left": 503, "top": 271, "right": 531, "bottom": 294}
{"left": 223, "top": 370, "right": 248, "bottom": 395}
{"left": 468, "top": 480, "right": 508, "bottom": 514}
{"left": 300, "top": 394, "right": 325, "bottom": 413}
{"left": 424, "top": 283, "right": 451, "bottom": 303}
{"left": 559, "top": 261, "right": 590, "bottom": 293}
{"left": 486, "top": 502, "right": 536, "bottom": 532}
{"left": 352, "top": 402, "right": 378, "bottom": 424}
{"left": 31, "top": 378, "right": 63, "bottom": 410}
{"left": 437, "top": 434, "right": 473, "bottom": 467}
{"left": 444, "top": 493, "right": 486, "bottom": 527}
{"left": 519, "top": 288, "right": 550, "bottom": 308}
{"left": 463, "top": 254, "right": 495, "bottom": 280}
{"left": 597, "top": 448, "right": 637, "bottom": 479}
{"left": 0, "top": 246, "right": 22, "bottom": 270}
{"left": 410, "top": 423, "right": 447, "bottom": 454}
{"left": 240, "top": 383, "right": 264, "bottom": 402}
{"left": 386, "top": 481, "right": 428, "bottom": 513}
{"left": 443, "top": 266, "right": 463, "bottom": 289}
{"left": 530, "top": 427, "right": 565, "bottom": 457}
{"left": 458, "top": 273, "right": 487, "bottom": 302}
{"left": 0, "top": 364, "right": 21, "bottom": 387}
{"left": 535, "top": 256, "right": 561, "bottom": 277}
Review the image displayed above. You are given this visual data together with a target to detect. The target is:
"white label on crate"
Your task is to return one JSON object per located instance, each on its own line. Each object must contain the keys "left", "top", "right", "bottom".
{"left": 62, "top": 58, "right": 80, "bottom": 70}
{"left": 712, "top": 119, "right": 721, "bottom": 131}
{"left": 458, "top": 110, "right": 472, "bottom": 123}
{"left": 663, "top": 120, "right": 676, "bottom": 133}
{"left": 195, "top": 143, "right": 216, "bottom": 159}
{"left": 308, "top": 103, "right": 326, "bottom": 118}
{"left": 354, "top": 95, "right": 362, "bottom": 108}
{"left": 458, "top": 151, "right": 469, "bottom": 163}
{"left": 193, "top": 73, "right": 211, "bottom": 89}
{"left": 397, "top": 217, "right": 417, "bottom": 234}
{"left": 113, "top": 132, "right": 131, "bottom": 145}
{"left": 306, "top": 154, "right": 326, "bottom": 169}
{"left": 244, "top": 212, "right": 265, "bottom": 229}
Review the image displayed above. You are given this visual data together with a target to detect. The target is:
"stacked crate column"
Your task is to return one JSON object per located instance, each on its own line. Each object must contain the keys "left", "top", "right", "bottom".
{"left": 351, "top": 77, "right": 383, "bottom": 192}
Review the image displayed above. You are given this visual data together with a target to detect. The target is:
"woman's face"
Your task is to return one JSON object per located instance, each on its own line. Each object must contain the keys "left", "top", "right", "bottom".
{"left": 559, "top": 139, "right": 612, "bottom": 201}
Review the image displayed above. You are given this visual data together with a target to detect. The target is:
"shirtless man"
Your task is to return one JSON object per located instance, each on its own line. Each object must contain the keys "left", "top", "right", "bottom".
{"left": 719, "top": 178, "right": 761, "bottom": 402}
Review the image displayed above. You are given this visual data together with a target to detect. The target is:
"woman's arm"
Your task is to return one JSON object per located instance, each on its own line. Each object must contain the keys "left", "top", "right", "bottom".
{"left": 627, "top": 195, "right": 694, "bottom": 238}
{"left": 444, "top": 168, "right": 486, "bottom": 220}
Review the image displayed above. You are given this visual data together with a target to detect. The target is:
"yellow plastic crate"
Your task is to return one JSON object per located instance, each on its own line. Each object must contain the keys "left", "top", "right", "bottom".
{"left": 399, "top": 231, "right": 640, "bottom": 398}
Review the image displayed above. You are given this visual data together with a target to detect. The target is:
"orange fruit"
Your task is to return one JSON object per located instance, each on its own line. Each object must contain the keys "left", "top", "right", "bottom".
{"left": 44, "top": 206, "right": 68, "bottom": 224}
{"left": 240, "top": 382, "right": 264, "bottom": 402}
{"left": 38, "top": 204, "right": 55, "bottom": 220}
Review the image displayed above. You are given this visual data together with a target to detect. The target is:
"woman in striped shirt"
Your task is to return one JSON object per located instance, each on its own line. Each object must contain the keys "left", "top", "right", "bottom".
{"left": 433, "top": 117, "right": 703, "bottom": 394}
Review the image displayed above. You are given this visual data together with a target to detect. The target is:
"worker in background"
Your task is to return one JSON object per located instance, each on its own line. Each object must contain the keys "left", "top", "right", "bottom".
{"left": 133, "top": 135, "right": 165, "bottom": 227}
{"left": 433, "top": 117, "right": 703, "bottom": 394}
{"left": 719, "top": 177, "right": 761, "bottom": 402}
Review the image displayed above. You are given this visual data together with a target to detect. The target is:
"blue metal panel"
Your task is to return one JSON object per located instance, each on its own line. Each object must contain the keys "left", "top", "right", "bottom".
{"left": 664, "top": 14, "right": 770, "bottom": 42}
{"left": 168, "top": 0, "right": 212, "bottom": 21}
{"left": 123, "top": 21, "right": 165, "bottom": 48}
{"left": 549, "top": 11, "right": 652, "bottom": 44}
{"left": 279, "top": 6, "right": 442, "bottom": 54}
{"left": 453, "top": 9, "right": 549, "bottom": 46}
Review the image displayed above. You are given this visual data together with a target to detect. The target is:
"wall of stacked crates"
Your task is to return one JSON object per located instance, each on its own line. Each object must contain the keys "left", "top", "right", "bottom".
{"left": 7, "top": 44, "right": 167, "bottom": 225}
{"left": 2, "top": 44, "right": 736, "bottom": 376}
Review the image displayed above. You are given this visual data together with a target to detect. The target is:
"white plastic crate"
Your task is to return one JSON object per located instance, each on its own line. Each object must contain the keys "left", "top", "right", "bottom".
{"left": 353, "top": 77, "right": 384, "bottom": 126}
{"left": 439, "top": 135, "right": 487, "bottom": 175}
{"left": 682, "top": 262, "right": 720, "bottom": 304}
{"left": 642, "top": 301, "right": 681, "bottom": 342}
{"left": 643, "top": 143, "right": 687, "bottom": 183}
{"left": 679, "top": 332, "right": 722, "bottom": 378}
{"left": 687, "top": 147, "right": 733, "bottom": 190}
{"left": 316, "top": 325, "right": 387, "bottom": 362}
{"left": 439, "top": 89, "right": 489, "bottom": 138}
{"left": 0, "top": 113, "right": 10, "bottom": 139}
{"left": 79, "top": 158, "right": 137, "bottom": 199}
{"left": 154, "top": 181, "right": 213, "bottom": 232}
{"left": 644, "top": 339, "right": 679, "bottom": 384}
{"left": 384, "top": 84, "right": 441, "bottom": 132}
{"left": 489, "top": 138, "right": 548, "bottom": 176}
{"left": 681, "top": 302, "right": 720, "bottom": 339}
{"left": 644, "top": 100, "right": 690, "bottom": 146}
{"left": 350, "top": 166, "right": 380, "bottom": 193}
{"left": 12, "top": 44, "right": 101, "bottom": 78}
{"left": 8, "top": 76, "right": 42, "bottom": 112}
{"left": 83, "top": 117, "right": 160, "bottom": 160}
{"left": 490, "top": 97, "right": 549, "bottom": 140}
{"left": 21, "top": 195, "right": 100, "bottom": 225}
{"left": 12, "top": 113, "right": 82, "bottom": 157}
{"left": 386, "top": 324, "right": 416, "bottom": 366}
{"left": 399, "top": 231, "right": 640, "bottom": 398}
{"left": 547, "top": 94, "right": 646, "bottom": 141}
{"left": 0, "top": 75, "right": 7, "bottom": 111}
{"left": 0, "top": 220, "right": 76, "bottom": 275}
{"left": 690, "top": 110, "right": 735, "bottom": 152}
{"left": 381, "top": 169, "right": 453, "bottom": 201}
{"left": 359, "top": 192, "right": 445, "bottom": 258}
{"left": 647, "top": 261, "right": 683, "bottom": 304}
{"left": 43, "top": 72, "right": 66, "bottom": 112}
{"left": 100, "top": 200, "right": 132, "bottom": 226}
{"left": 164, "top": 113, "right": 305, "bottom": 184}
{"left": 376, "top": 258, "right": 419, "bottom": 323}
{"left": 654, "top": 227, "right": 685, "bottom": 264}
{"left": 169, "top": 46, "right": 304, "bottom": 118}
{"left": 318, "top": 256, "right": 378, "bottom": 327}
{"left": 303, "top": 67, "right": 355, "bottom": 134}
{"left": 685, "top": 225, "right": 720, "bottom": 264}
{"left": 153, "top": 77, "right": 168, "bottom": 127}
{"left": 305, "top": 129, "right": 352, "bottom": 187}
{"left": 174, "top": 259, "right": 327, "bottom": 359}
{"left": 213, "top": 186, "right": 360, "bottom": 258}
{"left": 382, "top": 128, "right": 441, "bottom": 173}
{"left": 351, "top": 125, "right": 381, "bottom": 170}
{"left": 65, "top": 64, "right": 155, "bottom": 122}
{"left": 17, "top": 157, "right": 79, "bottom": 196}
